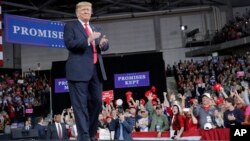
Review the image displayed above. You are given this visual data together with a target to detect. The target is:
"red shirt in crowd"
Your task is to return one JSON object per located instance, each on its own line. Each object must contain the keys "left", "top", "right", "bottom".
{"left": 184, "top": 116, "right": 198, "bottom": 131}
{"left": 171, "top": 114, "right": 185, "bottom": 131}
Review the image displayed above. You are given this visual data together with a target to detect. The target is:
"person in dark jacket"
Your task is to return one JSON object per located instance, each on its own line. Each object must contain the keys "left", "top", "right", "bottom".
{"left": 33, "top": 117, "right": 46, "bottom": 140}
{"left": 46, "top": 114, "right": 68, "bottom": 140}
{"left": 108, "top": 109, "right": 133, "bottom": 140}
{"left": 223, "top": 97, "right": 244, "bottom": 127}
{"left": 63, "top": 1, "right": 109, "bottom": 141}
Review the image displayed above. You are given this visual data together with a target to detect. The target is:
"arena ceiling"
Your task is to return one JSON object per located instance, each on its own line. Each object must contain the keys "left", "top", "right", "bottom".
{"left": 1, "top": 0, "right": 250, "bottom": 20}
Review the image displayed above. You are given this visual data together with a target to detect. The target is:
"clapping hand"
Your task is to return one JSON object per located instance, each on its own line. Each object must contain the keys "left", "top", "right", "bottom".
{"left": 99, "top": 35, "right": 108, "bottom": 48}
{"left": 88, "top": 32, "right": 101, "bottom": 43}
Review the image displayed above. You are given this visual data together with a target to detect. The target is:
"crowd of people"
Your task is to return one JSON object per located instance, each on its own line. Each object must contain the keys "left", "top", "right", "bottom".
{"left": 1, "top": 1, "right": 250, "bottom": 140}
{"left": 1, "top": 52, "right": 250, "bottom": 140}
{"left": 95, "top": 52, "right": 250, "bottom": 140}
{"left": 1, "top": 32, "right": 250, "bottom": 140}
{"left": 1, "top": 53, "right": 250, "bottom": 140}
{"left": 0, "top": 70, "right": 50, "bottom": 134}
{"left": 212, "top": 11, "right": 250, "bottom": 44}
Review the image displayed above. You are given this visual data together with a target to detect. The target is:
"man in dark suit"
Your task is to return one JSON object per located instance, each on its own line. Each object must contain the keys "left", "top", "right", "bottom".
{"left": 46, "top": 114, "right": 68, "bottom": 140}
{"left": 63, "top": 1, "right": 109, "bottom": 141}
{"left": 33, "top": 117, "right": 46, "bottom": 140}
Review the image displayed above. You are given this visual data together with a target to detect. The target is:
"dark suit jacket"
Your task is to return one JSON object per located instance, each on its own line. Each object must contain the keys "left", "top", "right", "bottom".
{"left": 33, "top": 123, "right": 46, "bottom": 139}
{"left": 46, "top": 123, "right": 68, "bottom": 140}
{"left": 109, "top": 117, "right": 133, "bottom": 140}
{"left": 63, "top": 20, "right": 109, "bottom": 81}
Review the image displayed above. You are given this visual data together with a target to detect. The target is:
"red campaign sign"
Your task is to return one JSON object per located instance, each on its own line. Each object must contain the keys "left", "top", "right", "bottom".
{"left": 102, "top": 90, "right": 114, "bottom": 101}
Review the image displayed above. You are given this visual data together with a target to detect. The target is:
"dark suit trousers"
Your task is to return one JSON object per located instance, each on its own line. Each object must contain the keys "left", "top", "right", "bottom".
{"left": 68, "top": 65, "right": 102, "bottom": 141}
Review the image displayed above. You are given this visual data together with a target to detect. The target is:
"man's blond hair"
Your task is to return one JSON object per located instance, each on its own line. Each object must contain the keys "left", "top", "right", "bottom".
{"left": 76, "top": 1, "right": 92, "bottom": 10}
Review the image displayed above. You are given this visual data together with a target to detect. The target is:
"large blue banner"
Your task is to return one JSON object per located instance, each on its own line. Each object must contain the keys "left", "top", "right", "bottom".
{"left": 4, "top": 14, "right": 65, "bottom": 48}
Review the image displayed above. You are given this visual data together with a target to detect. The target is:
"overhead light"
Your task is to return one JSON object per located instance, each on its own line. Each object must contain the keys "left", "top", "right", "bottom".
{"left": 181, "top": 25, "right": 187, "bottom": 31}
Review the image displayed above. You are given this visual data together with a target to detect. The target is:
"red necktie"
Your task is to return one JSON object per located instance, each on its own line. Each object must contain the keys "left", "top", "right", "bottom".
{"left": 84, "top": 23, "right": 97, "bottom": 64}
{"left": 57, "top": 123, "right": 62, "bottom": 139}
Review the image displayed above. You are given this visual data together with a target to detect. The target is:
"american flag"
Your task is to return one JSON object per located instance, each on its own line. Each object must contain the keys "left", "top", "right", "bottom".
{"left": 0, "top": 0, "right": 3, "bottom": 67}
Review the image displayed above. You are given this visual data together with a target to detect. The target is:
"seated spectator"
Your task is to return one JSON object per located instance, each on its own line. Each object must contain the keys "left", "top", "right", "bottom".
{"left": 223, "top": 97, "right": 244, "bottom": 127}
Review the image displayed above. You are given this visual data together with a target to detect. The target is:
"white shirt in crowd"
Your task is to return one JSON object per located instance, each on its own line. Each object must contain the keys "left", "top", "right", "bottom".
{"left": 138, "top": 117, "right": 149, "bottom": 132}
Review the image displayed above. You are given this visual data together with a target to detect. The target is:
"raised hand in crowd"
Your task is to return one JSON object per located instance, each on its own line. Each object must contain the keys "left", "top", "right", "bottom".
{"left": 109, "top": 101, "right": 115, "bottom": 110}
{"left": 219, "top": 86, "right": 228, "bottom": 98}
{"left": 156, "top": 98, "right": 161, "bottom": 105}
{"left": 189, "top": 105, "right": 198, "bottom": 125}
{"left": 179, "top": 93, "right": 186, "bottom": 108}
{"left": 233, "top": 89, "right": 245, "bottom": 105}
{"left": 163, "top": 92, "right": 170, "bottom": 108}
{"left": 130, "top": 97, "right": 138, "bottom": 108}
{"left": 241, "top": 81, "right": 250, "bottom": 105}
{"left": 147, "top": 92, "right": 153, "bottom": 101}
{"left": 191, "top": 98, "right": 198, "bottom": 107}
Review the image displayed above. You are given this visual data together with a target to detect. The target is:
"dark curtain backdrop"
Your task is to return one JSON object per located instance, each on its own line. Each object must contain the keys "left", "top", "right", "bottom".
{"left": 51, "top": 52, "right": 167, "bottom": 114}
{"left": 0, "top": 68, "right": 21, "bottom": 76}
